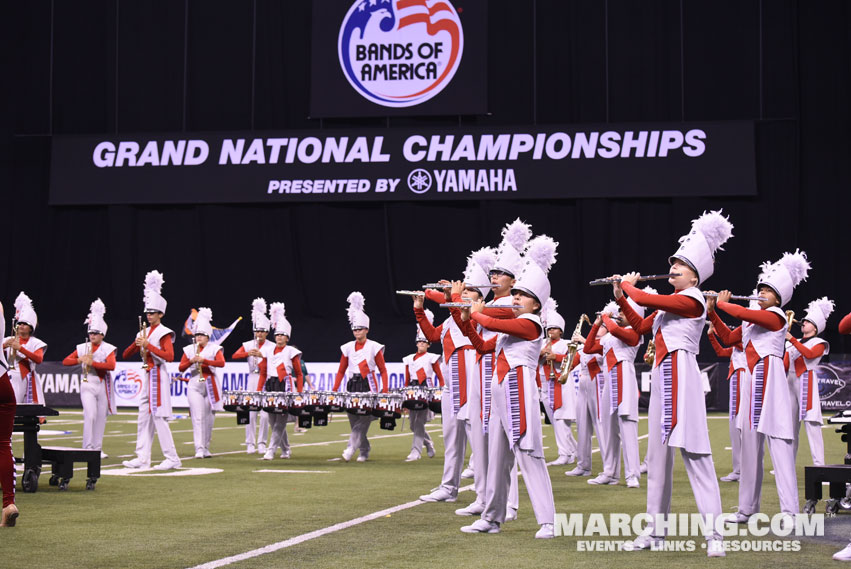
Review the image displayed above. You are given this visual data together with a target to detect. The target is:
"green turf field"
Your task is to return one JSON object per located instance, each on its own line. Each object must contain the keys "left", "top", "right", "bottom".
{"left": 6, "top": 409, "right": 849, "bottom": 568}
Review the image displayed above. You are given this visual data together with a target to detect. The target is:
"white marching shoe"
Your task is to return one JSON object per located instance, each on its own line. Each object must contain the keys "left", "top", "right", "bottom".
{"left": 342, "top": 447, "right": 355, "bottom": 462}
{"left": 565, "top": 467, "right": 591, "bottom": 477}
{"left": 626, "top": 476, "right": 640, "bottom": 489}
{"left": 405, "top": 452, "right": 421, "bottom": 462}
{"left": 419, "top": 488, "right": 456, "bottom": 502}
{"left": 587, "top": 474, "right": 618, "bottom": 485}
{"left": 834, "top": 542, "right": 851, "bottom": 561}
{"left": 719, "top": 472, "right": 740, "bottom": 482}
{"left": 461, "top": 519, "right": 500, "bottom": 534}
{"left": 707, "top": 538, "right": 726, "bottom": 558}
{"left": 455, "top": 502, "right": 485, "bottom": 516}
{"left": 461, "top": 467, "right": 475, "bottom": 479}
{"left": 535, "top": 523, "right": 554, "bottom": 539}
{"left": 246, "top": 444, "right": 256, "bottom": 454}
{"left": 153, "top": 458, "right": 181, "bottom": 470}
{"left": 122, "top": 458, "right": 150, "bottom": 469}
{"left": 425, "top": 441, "right": 436, "bottom": 458}
{"left": 627, "top": 534, "right": 664, "bottom": 551}
{"left": 505, "top": 507, "right": 518, "bottom": 522}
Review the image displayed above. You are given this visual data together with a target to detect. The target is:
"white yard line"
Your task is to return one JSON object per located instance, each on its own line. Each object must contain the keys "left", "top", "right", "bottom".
{"left": 188, "top": 484, "right": 474, "bottom": 569}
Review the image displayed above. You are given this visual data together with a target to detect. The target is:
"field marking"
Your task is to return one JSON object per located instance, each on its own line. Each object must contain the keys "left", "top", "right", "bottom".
{"left": 188, "top": 484, "right": 475, "bottom": 569}
{"left": 102, "top": 467, "right": 223, "bottom": 477}
{"left": 254, "top": 469, "right": 331, "bottom": 474}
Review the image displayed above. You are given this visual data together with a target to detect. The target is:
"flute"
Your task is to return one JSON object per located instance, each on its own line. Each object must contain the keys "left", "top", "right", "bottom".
{"left": 439, "top": 302, "right": 523, "bottom": 309}
{"left": 422, "top": 283, "right": 500, "bottom": 290}
{"left": 396, "top": 290, "right": 425, "bottom": 296}
{"left": 588, "top": 273, "right": 681, "bottom": 286}
{"left": 703, "top": 292, "right": 767, "bottom": 302}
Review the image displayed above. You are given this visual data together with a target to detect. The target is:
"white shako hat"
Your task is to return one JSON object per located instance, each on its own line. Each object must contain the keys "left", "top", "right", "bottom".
{"left": 347, "top": 292, "right": 369, "bottom": 329}
{"left": 416, "top": 308, "right": 434, "bottom": 343}
{"left": 463, "top": 246, "right": 497, "bottom": 298}
{"left": 803, "top": 296, "right": 835, "bottom": 335}
{"left": 143, "top": 270, "right": 167, "bottom": 314}
{"left": 542, "top": 298, "right": 565, "bottom": 331}
{"left": 512, "top": 234, "right": 558, "bottom": 305}
{"left": 85, "top": 298, "right": 108, "bottom": 336}
{"left": 757, "top": 249, "right": 811, "bottom": 308}
{"left": 493, "top": 218, "right": 532, "bottom": 277}
{"left": 270, "top": 302, "right": 292, "bottom": 337}
{"left": 14, "top": 292, "right": 38, "bottom": 329}
{"left": 601, "top": 300, "right": 620, "bottom": 320}
{"left": 669, "top": 210, "right": 734, "bottom": 285}
{"left": 251, "top": 297, "right": 270, "bottom": 331}
{"left": 193, "top": 307, "right": 213, "bottom": 337}
{"left": 626, "top": 286, "right": 657, "bottom": 319}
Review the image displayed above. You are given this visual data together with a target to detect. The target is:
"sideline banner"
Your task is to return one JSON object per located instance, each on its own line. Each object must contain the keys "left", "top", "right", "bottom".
{"left": 49, "top": 121, "right": 756, "bottom": 205}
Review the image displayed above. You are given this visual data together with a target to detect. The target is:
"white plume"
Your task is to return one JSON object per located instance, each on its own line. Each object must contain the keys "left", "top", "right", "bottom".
{"left": 690, "top": 209, "right": 734, "bottom": 253}
{"left": 197, "top": 307, "right": 212, "bottom": 322}
{"left": 523, "top": 235, "right": 558, "bottom": 273}
{"left": 501, "top": 218, "right": 532, "bottom": 252}
{"left": 807, "top": 296, "right": 835, "bottom": 320}
{"left": 642, "top": 286, "right": 658, "bottom": 296}
{"left": 347, "top": 291, "right": 366, "bottom": 326}
{"left": 470, "top": 246, "right": 497, "bottom": 274}
{"left": 542, "top": 298, "right": 557, "bottom": 327}
{"left": 423, "top": 308, "right": 435, "bottom": 325}
{"left": 85, "top": 298, "right": 106, "bottom": 326}
{"left": 144, "top": 270, "right": 165, "bottom": 294}
{"left": 602, "top": 301, "right": 620, "bottom": 318}
{"left": 269, "top": 302, "right": 285, "bottom": 328}
{"left": 14, "top": 292, "right": 32, "bottom": 315}
{"left": 778, "top": 249, "right": 811, "bottom": 286}
{"left": 251, "top": 297, "right": 267, "bottom": 316}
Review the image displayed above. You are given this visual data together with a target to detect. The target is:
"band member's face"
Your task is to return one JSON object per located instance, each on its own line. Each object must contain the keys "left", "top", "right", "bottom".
{"left": 547, "top": 328, "right": 562, "bottom": 341}
{"left": 801, "top": 320, "right": 817, "bottom": 337}
{"left": 489, "top": 271, "right": 515, "bottom": 294}
{"left": 416, "top": 340, "right": 429, "bottom": 353}
{"left": 196, "top": 334, "right": 209, "bottom": 348}
{"left": 17, "top": 324, "right": 33, "bottom": 338}
{"left": 669, "top": 261, "right": 698, "bottom": 290}
{"left": 88, "top": 332, "right": 104, "bottom": 344}
{"left": 615, "top": 311, "right": 627, "bottom": 327}
{"left": 254, "top": 330, "right": 268, "bottom": 341}
{"left": 146, "top": 312, "right": 162, "bottom": 326}
{"left": 757, "top": 286, "right": 780, "bottom": 309}
{"left": 275, "top": 334, "right": 289, "bottom": 347}
{"left": 461, "top": 287, "right": 482, "bottom": 302}
{"left": 511, "top": 291, "right": 540, "bottom": 315}
{"left": 352, "top": 328, "right": 368, "bottom": 342}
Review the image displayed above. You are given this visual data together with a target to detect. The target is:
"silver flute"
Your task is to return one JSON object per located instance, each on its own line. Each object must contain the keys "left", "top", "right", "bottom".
{"left": 703, "top": 292, "right": 767, "bottom": 302}
{"left": 439, "top": 302, "right": 522, "bottom": 308}
{"left": 588, "top": 273, "right": 681, "bottom": 286}
{"left": 396, "top": 290, "right": 425, "bottom": 296}
{"left": 422, "top": 283, "right": 500, "bottom": 290}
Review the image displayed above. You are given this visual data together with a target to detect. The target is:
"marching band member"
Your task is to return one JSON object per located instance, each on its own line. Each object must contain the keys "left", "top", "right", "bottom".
{"left": 539, "top": 299, "right": 578, "bottom": 467}
{"left": 615, "top": 210, "right": 733, "bottom": 556}
{"left": 589, "top": 291, "right": 650, "bottom": 489}
{"left": 0, "top": 301, "right": 18, "bottom": 526}
{"left": 2, "top": 292, "right": 46, "bottom": 405}
{"left": 581, "top": 304, "right": 621, "bottom": 485}
{"left": 784, "top": 296, "right": 833, "bottom": 466}
{"left": 232, "top": 298, "right": 273, "bottom": 454}
{"left": 567, "top": 323, "right": 606, "bottom": 477}
{"left": 333, "top": 292, "right": 388, "bottom": 462}
{"left": 177, "top": 308, "right": 225, "bottom": 459}
{"left": 459, "top": 234, "right": 558, "bottom": 539}
{"left": 122, "top": 270, "right": 182, "bottom": 470}
{"left": 62, "top": 299, "right": 117, "bottom": 458}
{"left": 836, "top": 315, "right": 851, "bottom": 561}
{"left": 706, "top": 320, "right": 745, "bottom": 482}
{"left": 401, "top": 308, "right": 443, "bottom": 462}
{"left": 709, "top": 250, "right": 810, "bottom": 524}
{"left": 263, "top": 302, "right": 304, "bottom": 460}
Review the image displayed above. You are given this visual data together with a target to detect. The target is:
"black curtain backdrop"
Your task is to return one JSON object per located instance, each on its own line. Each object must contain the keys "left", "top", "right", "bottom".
{"left": 2, "top": 1, "right": 850, "bottom": 390}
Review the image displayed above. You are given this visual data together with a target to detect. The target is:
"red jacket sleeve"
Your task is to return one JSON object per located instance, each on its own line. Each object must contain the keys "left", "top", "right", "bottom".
{"left": 92, "top": 352, "right": 116, "bottom": 371}
{"left": 404, "top": 366, "right": 411, "bottom": 386}
{"left": 840, "top": 312, "right": 851, "bottom": 335}
{"left": 62, "top": 350, "right": 79, "bottom": 366}
{"left": 707, "top": 331, "right": 733, "bottom": 358}
{"left": 178, "top": 353, "right": 191, "bottom": 372}
{"left": 708, "top": 310, "right": 743, "bottom": 345}
{"left": 204, "top": 351, "right": 226, "bottom": 368}
{"left": 788, "top": 337, "right": 826, "bottom": 360}
{"left": 432, "top": 361, "right": 445, "bottom": 387}
{"left": 717, "top": 302, "right": 785, "bottom": 331}
{"left": 621, "top": 282, "right": 703, "bottom": 319}
{"left": 424, "top": 289, "right": 448, "bottom": 304}
{"left": 470, "top": 312, "right": 540, "bottom": 340}
{"left": 616, "top": 295, "right": 656, "bottom": 335}
{"left": 601, "top": 314, "right": 640, "bottom": 346}
{"left": 291, "top": 354, "right": 304, "bottom": 392}
{"left": 123, "top": 341, "right": 140, "bottom": 359}
{"left": 332, "top": 355, "right": 348, "bottom": 391}
{"left": 460, "top": 318, "right": 497, "bottom": 353}
{"left": 232, "top": 345, "right": 248, "bottom": 359}
{"left": 375, "top": 351, "right": 389, "bottom": 393}
{"left": 414, "top": 307, "right": 443, "bottom": 343}
{"left": 18, "top": 346, "right": 44, "bottom": 364}
{"left": 147, "top": 334, "right": 174, "bottom": 362}
{"left": 583, "top": 322, "right": 604, "bottom": 355}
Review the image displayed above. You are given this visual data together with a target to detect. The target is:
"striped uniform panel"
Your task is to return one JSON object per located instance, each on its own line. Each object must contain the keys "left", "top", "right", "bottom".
{"left": 750, "top": 359, "right": 766, "bottom": 430}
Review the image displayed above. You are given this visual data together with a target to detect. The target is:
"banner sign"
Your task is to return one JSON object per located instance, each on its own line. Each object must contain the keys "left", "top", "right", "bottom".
{"left": 309, "top": 0, "right": 488, "bottom": 117}
{"left": 49, "top": 121, "right": 756, "bottom": 205}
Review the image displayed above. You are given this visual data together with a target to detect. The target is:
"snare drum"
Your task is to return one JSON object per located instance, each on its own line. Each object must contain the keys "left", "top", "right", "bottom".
{"left": 427, "top": 387, "right": 444, "bottom": 414}
{"left": 223, "top": 390, "right": 263, "bottom": 412}
{"left": 345, "top": 392, "right": 376, "bottom": 416}
{"left": 398, "top": 385, "right": 431, "bottom": 411}
{"left": 372, "top": 392, "right": 403, "bottom": 418}
{"left": 262, "top": 391, "right": 290, "bottom": 414}
{"left": 288, "top": 391, "right": 313, "bottom": 428}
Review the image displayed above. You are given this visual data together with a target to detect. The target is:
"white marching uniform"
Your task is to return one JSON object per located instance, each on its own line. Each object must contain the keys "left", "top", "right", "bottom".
{"left": 540, "top": 338, "right": 578, "bottom": 462}
{"left": 575, "top": 351, "right": 605, "bottom": 473}
{"left": 585, "top": 336, "right": 622, "bottom": 481}
{"left": 402, "top": 352, "right": 440, "bottom": 457}
{"left": 786, "top": 336, "right": 827, "bottom": 466}
{"left": 75, "top": 341, "right": 118, "bottom": 451}
{"left": 480, "top": 313, "right": 555, "bottom": 527}
{"left": 3, "top": 336, "right": 47, "bottom": 405}
{"left": 622, "top": 288, "right": 723, "bottom": 541}
{"left": 726, "top": 346, "right": 747, "bottom": 478}
{"left": 736, "top": 306, "right": 798, "bottom": 516}
{"left": 131, "top": 324, "right": 180, "bottom": 466}
{"left": 599, "top": 323, "right": 642, "bottom": 482}
{"left": 182, "top": 343, "right": 224, "bottom": 456}
{"left": 340, "top": 339, "right": 384, "bottom": 458}
{"left": 243, "top": 339, "right": 274, "bottom": 450}
{"left": 266, "top": 345, "right": 304, "bottom": 457}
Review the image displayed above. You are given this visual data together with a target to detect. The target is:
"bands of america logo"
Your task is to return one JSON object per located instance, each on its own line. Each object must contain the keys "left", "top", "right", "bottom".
{"left": 114, "top": 369, "right": 143, "bottom": 399}
{"left": 338, "top": 0, "right": 464, "bottom": 108}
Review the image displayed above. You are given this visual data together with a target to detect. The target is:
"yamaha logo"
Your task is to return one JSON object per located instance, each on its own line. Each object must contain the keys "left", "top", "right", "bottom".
{"left": 338, "top": 0, "right": 464, "bottom": 108}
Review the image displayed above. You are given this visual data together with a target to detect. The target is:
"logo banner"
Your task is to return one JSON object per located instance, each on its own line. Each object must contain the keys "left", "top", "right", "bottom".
{"left": 310, "top": 0, "right": 487, "bottom": 117}
{"left": 49, "top": 121, "right": 756, "bottom": 205}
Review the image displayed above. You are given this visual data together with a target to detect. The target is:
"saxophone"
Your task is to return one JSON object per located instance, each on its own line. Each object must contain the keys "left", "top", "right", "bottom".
{"left": 785, "top": 309, "right": 798, "bottom": 329}
{"left": 643, "top": 339, "right": 656, "bottom": 367}
{"left": 558, "top": 314, "right": 591, "bottom": 384}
